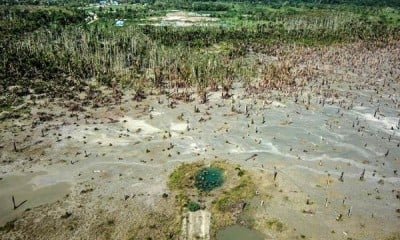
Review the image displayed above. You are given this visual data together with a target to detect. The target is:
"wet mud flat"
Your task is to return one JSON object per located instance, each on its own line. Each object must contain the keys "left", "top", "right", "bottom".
{"left": 0, "top": 42, "right": 399, "bottom": 239}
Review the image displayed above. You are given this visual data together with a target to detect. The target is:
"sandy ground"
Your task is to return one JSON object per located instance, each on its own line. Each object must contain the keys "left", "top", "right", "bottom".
{"left": 148, "top": 11, "right": 218, "bottom": 26}
{"left": 0, "top": 42, "right": 399, "bottom": 239}
{"left": 182, "top": 210, "right": 211, "bottom": 240}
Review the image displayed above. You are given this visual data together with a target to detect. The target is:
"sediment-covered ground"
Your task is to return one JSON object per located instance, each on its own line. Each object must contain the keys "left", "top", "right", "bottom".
{"left": 0, "top": 41, "right": 399, "bottom": 240}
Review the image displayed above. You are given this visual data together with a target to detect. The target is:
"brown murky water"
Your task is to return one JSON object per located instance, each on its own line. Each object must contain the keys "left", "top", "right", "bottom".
{"left": 0, "top": 172, "right": 70, "bottom": 226}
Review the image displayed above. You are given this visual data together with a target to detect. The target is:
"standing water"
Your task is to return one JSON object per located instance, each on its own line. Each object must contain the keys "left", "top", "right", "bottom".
{"left": 216, "top": 225, "right": 266, "bottom": 240}
{"left": 194, "top": 167, "right": 224, "bottom": 192}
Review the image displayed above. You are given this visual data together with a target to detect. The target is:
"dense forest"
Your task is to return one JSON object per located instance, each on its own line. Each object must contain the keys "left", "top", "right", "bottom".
{"left": 1, "top": 0, "right": 399, "bottom": 109}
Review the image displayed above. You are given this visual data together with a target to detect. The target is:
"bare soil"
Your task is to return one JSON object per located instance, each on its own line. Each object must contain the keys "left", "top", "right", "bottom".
{"left": 1, "top": 41, "right": 399, "bottom": 240}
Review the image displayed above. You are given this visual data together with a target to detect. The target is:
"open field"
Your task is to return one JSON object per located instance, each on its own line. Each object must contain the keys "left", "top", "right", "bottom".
{"left": 148, "top": 11, "right": 219, "bottom": 26}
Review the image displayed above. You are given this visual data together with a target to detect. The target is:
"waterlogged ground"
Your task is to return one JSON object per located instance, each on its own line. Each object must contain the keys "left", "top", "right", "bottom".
{"left": 0, "top": 43, "right": 399, "bottom": 239}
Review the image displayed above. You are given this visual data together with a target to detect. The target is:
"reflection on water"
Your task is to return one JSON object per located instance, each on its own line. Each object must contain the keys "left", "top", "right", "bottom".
{"left": 0, "top": 173, "right": 70, "bottom": 226}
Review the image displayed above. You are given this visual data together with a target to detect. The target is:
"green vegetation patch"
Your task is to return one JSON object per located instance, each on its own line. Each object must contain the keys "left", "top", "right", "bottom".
{"left": 266, "top": 218, "right": 285, "bottom": 232}
{"left": 168, "top": 161, "right": 204, "bottom": 191}
{"left": 168, "top": 161, "right": 283, "bottom": 237}
{"left": 195, "top": 167, "right": 224, "bottom": 192}
{"left": 2, "top": 1, "right": 400, "bottom": 108}
{"left": 168, "top": 161, "right": 261, "bottom": 231}
{"left": 213, "top": 174, "right": 254, "bottom": 212}
{"left": 211, "top": 171, "right": 257, "bottom": 231}
{"left": 187, "top": 201, "right": 201, "bottom": 212}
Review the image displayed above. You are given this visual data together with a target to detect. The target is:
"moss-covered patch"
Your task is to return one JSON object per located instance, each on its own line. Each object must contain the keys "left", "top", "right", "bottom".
{"left": 168, "top": 160, "right": 263, "bottom": 237}
{"left": 213, "top": 174, "right": 253, "bottom": 212}
{"left": 266, "top": 218, "right": 285, "bottom": 232}
{"left": 211, "top": 170, "right": 257, "bottom": 231}
{"left": 168, "top": 161, "right": 204, "bottom": 191}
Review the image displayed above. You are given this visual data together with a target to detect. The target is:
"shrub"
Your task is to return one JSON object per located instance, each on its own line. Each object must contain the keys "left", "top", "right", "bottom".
{"left": 187, "top": 201, "right": 201, "bottom": 212}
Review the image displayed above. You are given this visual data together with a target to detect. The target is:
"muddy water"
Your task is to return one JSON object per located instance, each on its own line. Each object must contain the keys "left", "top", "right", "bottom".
{"left": 0, "top": 173, "right": 70, "bottom": 226}
{"left": 216, "top": 225, "right": 266, "bottom": 240}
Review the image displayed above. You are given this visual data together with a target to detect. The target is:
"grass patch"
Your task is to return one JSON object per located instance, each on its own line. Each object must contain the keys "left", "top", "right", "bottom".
{"left": 168, "top": 162, "right": 204, "bottom": 191}
{"left": 168, "top": 161, "right": 268, "bottom": 237}
{"left": 210, "top": 166, "right": 257, "bottom": 231}
{"left": 266, "top": 218, "right": 285, "bottom": 232}
{"left": 213, "top": 174, "right": 254, "bottom": 212}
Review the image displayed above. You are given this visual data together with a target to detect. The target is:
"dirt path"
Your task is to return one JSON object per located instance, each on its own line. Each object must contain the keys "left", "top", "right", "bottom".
{"left": 182, "top": 210, "right": 211, "bottom": 240}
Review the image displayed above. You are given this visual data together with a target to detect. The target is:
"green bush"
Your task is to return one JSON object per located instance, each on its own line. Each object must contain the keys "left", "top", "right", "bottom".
{"left": 187, "top": 201, "right": 201, "bottom": 212}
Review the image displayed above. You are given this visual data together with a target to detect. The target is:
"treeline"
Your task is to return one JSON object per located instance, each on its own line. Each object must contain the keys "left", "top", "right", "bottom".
{"left": 191, "top": 2, "right": 230, "bottom": 11}
{"left": 166, "top": 0, "right": 400, "bottom": 7}
{"left": 0, "top": 0, "right": 94, "bottom": 6}
{"left": 0, "top": 7, "right": 85, "bottom": 36}
{"left": 1, "top": 1, "right": 400, "bottom": 106}
{"left": 140, "top": 17, "right": 399, "bottom": 47}
{"left": 2, "top": 0, "right": 400, "bottom": 7}
{"left": 2, "top": 15, "right": 397, "bottom": 97}
{"left": 0, "top": 24, "right": 256, "bottom": 100}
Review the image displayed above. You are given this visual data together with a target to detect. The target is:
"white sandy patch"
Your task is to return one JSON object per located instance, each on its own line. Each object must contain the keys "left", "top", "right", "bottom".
{"left": 59, "top": 117, "right": 160, "bottom": 147}
{"left": 170, "top": 122, "right": 188, "bottom": 132}
{"left": 289, "top": 165, "right": 400, "bottom": 184}
{"left": 30, "top": 174, "right": 72, "bottom": 189}
{"left": 60, "top": 125, "right": 137, "bottom": 147}
{"left": 172, "top": 136, "right": 207, "bottom": 154}
{"left": 206, "top": 92, "right": 224, "bottom": 102}
{"left": 228, "top": 142, "right": 291, "bottom": 158}
{"left": 89, "top": 133, "right": 133, "bottom": 146}
{"left": 355, "top": 112, "right": 399, "bottom": 134}
{"left": 150, "top": 111, "right": 163, "bottom": 116}
{"left": 325, "top": 139, "right": 372, "bottom": 158}
{"left": 121, "top": 117, "right": 161, "bottom": 135}
{"left": 352, "top": 106, "right": 369, "bottom": 111}
{"left": 260, "top": 142, "right": 283, "bottom": 155}
{"left": 305, "top": 154, "right": 373, "bottom": 170}
{"left": 182, "top": 210, "right": 211, "bottom": 240}
{"left": 271, "top": 101, "right": 287, "bottom": 108}
{"left": 187, "top": 142, "right": 206, "bottom": 154}
{"left": 324, "top": 130, "right": 346, "bottom": 140}
{"left": 149, "top": 11, "right": 218, "bottom": 27}
{"left": 224, "top": 143, "right": 300, "bottom": 162}
{"left": 227, "top": 146, "right": 247, "bottom": 154}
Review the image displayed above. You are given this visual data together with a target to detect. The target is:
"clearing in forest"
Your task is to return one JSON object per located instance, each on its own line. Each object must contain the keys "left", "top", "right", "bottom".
{"left": 148, "top": 11, "right": 219, "bottom": 26}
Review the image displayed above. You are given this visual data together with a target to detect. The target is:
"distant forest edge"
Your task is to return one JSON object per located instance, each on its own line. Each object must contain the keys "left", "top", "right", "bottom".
{"left": 1, "top": 0, "right": 400, "bottom": 7}
{"left": 0, "top": 0, "right": 399, "bottom": 109}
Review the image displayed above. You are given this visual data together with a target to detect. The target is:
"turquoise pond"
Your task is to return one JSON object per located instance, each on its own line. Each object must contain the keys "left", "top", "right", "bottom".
{"left": 194, "top": 167, "right": 224, "bottom": 192}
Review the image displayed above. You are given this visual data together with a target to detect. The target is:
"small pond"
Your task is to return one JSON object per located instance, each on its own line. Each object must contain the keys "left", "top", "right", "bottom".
{"left": 194, "top": 167, "right": 224, "bottom": 192}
